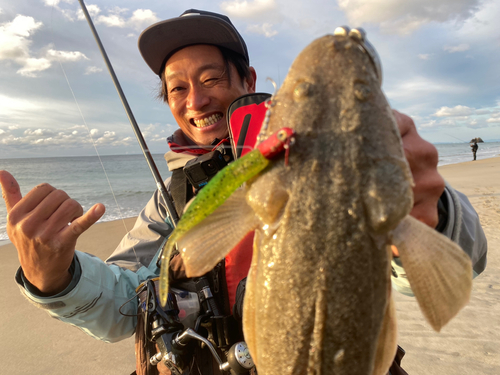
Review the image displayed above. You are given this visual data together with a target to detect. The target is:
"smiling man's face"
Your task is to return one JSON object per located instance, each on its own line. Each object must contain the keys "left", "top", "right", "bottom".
{"left": 164, "top": 44, "right": 256, "bottom": 147}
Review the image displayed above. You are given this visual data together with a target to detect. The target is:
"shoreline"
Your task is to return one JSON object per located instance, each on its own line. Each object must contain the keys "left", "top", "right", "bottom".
{"left": 1, "top": 155, "right": 498, "bottom": 249}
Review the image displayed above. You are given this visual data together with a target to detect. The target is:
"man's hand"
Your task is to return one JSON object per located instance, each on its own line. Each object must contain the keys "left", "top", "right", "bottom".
{"left": 393, "top": 110, "right": 445, "bottom": 229}
{"left": 0, "top": 170, "right": 105, "bottom": 295}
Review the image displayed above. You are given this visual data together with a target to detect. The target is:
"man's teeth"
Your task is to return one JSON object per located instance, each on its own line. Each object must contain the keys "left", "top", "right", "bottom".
{"left": 194, "top": 114, "right": 222, "bottom": 128}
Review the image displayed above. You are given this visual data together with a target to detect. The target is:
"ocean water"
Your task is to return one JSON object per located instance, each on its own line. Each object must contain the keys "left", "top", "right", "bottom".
{"left": 436, "top": 141, "right": 500, "bottom": 166}
{"left": 0, "top": 154, "right": 171, "bottom": 242}
{"left": 1, "top": 142, "right": 500, "bottom": 242}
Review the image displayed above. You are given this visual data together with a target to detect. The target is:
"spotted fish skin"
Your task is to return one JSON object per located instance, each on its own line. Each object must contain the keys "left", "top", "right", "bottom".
{"left": 242, "top": 32, "right": 413, "bottom": 375}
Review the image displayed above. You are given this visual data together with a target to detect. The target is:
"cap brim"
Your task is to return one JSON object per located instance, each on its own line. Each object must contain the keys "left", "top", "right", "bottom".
{"left": 138, "top": 15, "right": 248, "bottom": 76}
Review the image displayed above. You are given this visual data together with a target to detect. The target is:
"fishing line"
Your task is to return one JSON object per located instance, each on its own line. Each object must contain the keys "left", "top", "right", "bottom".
{"left": 48, "top": 3, "right": 140, "bottom": 263}
{"left": 445, "top": 133, "right": 470, "bottom": 143}
{"left": 76, "top": 0, "right": 179, "bottom": 230}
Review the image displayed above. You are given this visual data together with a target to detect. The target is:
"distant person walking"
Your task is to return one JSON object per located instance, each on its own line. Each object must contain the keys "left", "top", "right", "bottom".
{"left": 471, "top": 141, "right": 479, "bottom": 161}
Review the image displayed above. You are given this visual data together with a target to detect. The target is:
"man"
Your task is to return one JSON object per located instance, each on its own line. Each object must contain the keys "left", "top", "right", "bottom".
{"left": 471, "top": 141, "right": 478, "bottom": 161}
{"left": 0, "top": 9, "right": 487, "bottom": 375}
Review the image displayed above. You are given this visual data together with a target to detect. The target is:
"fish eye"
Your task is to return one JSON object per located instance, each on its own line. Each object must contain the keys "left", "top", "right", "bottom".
{"left": 353, "top": 80, "right": 371, "bottom": 102}
{"left": 293, "top": 81, "right": 313, "bottom": 101}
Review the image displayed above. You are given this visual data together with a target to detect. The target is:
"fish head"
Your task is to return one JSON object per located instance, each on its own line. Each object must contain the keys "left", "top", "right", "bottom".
{"left": 267, "top": 31, "right": 381, "bottom": 136}
{"left": 263, "top": 30, "right": 413, "bottom": 233}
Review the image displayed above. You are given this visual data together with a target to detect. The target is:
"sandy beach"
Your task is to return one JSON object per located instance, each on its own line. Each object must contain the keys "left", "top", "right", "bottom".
{"left": 395, "top": 157, "right": 500, "bottom": 375}
{"left": 1, "top": 157, "right": 499, "bottom": 374}
{"left": 0, "top": 218, "right": 138, "bottom": 375}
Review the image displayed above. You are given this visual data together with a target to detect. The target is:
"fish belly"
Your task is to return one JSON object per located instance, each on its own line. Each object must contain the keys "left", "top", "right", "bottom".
{"left": 245, "top": 168, "right": 391, "bottom": 375}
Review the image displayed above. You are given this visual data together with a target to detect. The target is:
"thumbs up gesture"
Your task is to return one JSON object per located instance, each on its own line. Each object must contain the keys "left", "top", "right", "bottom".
{"left": 0, "top": 170, "right": 105, "bottom": 295}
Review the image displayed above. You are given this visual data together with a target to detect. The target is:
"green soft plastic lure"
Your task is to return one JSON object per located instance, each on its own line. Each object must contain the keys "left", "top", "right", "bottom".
{"left": 159, "top": 127, "right": 295, "bottom": 306}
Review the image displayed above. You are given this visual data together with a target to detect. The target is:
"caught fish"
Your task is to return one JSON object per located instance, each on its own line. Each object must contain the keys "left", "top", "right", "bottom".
{"left": 161, "top": 27, "right": 473, "bottom": 375}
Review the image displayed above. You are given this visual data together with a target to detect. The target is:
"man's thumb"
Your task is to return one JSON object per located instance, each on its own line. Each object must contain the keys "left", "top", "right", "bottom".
{"left": 0, "top": 170, "right": 23, "bottom": 212}
{"left": 64, "top": 203, "right": 105, "bottom": 242}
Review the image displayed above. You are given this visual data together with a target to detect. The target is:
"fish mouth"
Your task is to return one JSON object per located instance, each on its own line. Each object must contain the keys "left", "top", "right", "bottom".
{"left": 191, "top": 113, "right": 223, "bottom": 128}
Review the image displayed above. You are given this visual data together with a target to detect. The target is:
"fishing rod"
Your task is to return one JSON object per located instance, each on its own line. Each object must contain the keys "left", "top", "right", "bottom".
{"left": 445, "top": 133, "right": 472, "bottom": 143}
{"left": 77, "top": 0, "right": 179, "bottom": 227}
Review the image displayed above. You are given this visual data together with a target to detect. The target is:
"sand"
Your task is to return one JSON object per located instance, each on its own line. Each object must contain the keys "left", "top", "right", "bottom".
{"left": 394, "top": 157, "right": 500, "bottom": 374}
{"left": 1, "top": 158, "right": 499, "bottom": 374}
{"left": 0, "top": 218, "right": 137, "bottom": 375}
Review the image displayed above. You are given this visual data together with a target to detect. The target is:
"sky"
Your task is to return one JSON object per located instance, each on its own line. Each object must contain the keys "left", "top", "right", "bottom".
{"left": 0, "top": 0, "right": 499, "bottom": 159}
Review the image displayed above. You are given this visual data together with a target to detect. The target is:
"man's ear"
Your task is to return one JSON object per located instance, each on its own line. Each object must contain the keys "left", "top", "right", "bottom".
{"left": 245, "top": 67, "right": 257, "bottom": 93}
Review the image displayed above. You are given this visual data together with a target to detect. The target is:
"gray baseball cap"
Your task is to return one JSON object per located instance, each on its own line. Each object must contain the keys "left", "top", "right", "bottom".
{"left": 138, "top": 9, "right": 249, "bottom": 76}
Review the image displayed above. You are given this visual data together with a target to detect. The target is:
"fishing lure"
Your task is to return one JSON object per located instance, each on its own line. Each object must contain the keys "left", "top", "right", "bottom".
{"left": 159, "top": 127, "right": 295, "bottom": 306}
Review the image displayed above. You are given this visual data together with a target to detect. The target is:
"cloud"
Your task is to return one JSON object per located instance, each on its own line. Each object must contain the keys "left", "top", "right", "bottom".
{"left": 384, "top": 76, "right": 469, "bottom": 101}
{"left": 42, "top": 0, "right": 74, "bottom": 6}
{"left": 43, "top": 0, "right": 78, "bottom": 21}
{"left": 417, "top": 104, "right": 499, "bottom": 132}
{"left": 96, "top": 13, "right": 124, "bottom": 27}
{"left": 16, "top": 48, "right": 88, "bottom": 77}
{"left": 444, "top": 43, "right": 470, "bottom": 53}
{"left": 0, "top": 94, "right": 43, "bottom": 116}
{"left": 418, "top": 54, "right": 431, "bottom": 60}
{"left": 24, "top": 128, "right": 56, "bottom": 137}
{"left": 487, "top": 112, "right": 500, "bottom": 123}
{"left": 338, "top": 0, "right": 482, "bottom": 34}
{"left": 0, "top": 15, "right": 42, "bottom": 61}
{"left": 434, "top": 105, "right": 474, "bottom": 117}
{"left": 418, "top": 118, "right": 456, "bottom": 129}
{"left": 85, "top": 66, "right": 103, "bottom": 75}
{"left": 0, "top": 15, "right": 88, "bottom": 76}
{"left": 456, "top": 0, "right": 500, "bottom": 43}
{"left": 46, "top": 49, "right": 89, "bottom": 62}
{"left": 246, "top": 23, "right": 278, "bottom": 37}
{"left": 220, "top": 0, "right": 277, "bottom": 18}
{"left": 76, "top": 4, "right": 101, "bottom": 19}
{"left": 129, "top": 9, "right": 159, "bottom": 30}
{"left": 16, "top": 57, "right": 52, "bottom": 77}
{"left": 465, "top": 118, "right": 488, "bottom": 128}
{"left": 76, "top": 7, "right": 159, "bottom": 30}
{"left": 0, "top": 124, "right": 133, "bottom": 148}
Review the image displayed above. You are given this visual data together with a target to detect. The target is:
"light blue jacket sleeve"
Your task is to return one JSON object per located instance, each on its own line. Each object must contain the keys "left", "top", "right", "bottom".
{"left": 13, "top": 186, "right": 173, "bottom": 343}
{"left": 391, "top": 182, "right": 488, "bottom": 296}
{"left": 15, "top": 250, "right": 161, "bottom": 342}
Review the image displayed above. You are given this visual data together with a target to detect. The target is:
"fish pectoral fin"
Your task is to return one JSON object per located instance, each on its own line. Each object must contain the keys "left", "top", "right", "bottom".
{"left": 392, "top": 215, "right": 473, "bottom": 331}
{"left": 178, "top": 188, "right": 261, "bottom": 278}
{"left": 372, "top": 297, "right": 398, "bottom": 375}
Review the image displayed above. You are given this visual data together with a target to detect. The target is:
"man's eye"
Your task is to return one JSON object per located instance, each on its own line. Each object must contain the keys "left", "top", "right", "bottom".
{"left": 203, "top": 78, "right": 219, "bottom": 85}
{"left": 169, "top": 86, "right": 184, "bottom": 93}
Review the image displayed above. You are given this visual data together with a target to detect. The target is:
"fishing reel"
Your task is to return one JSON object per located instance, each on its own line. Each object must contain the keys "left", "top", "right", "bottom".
{"left": 136, "top": 277, "right": 255, "bottom": 375}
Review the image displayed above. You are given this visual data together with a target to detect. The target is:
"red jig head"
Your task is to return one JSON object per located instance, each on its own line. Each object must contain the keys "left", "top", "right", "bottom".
{"left": 257, "top": 127, "right": 295, "bottom": 163}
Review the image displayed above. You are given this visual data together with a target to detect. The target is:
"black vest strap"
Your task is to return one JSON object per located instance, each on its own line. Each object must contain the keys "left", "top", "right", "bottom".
{"left": 170, "top": 168, "right": 194, "bottom": 217}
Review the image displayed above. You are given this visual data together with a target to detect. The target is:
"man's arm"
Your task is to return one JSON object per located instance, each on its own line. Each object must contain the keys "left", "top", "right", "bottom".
{"left": 14, "top": 250, "right": 156, "bottom": 342}
{"left": 106, "top": 184, "right": 174, "bottom": 271}
{"left": 440, "top": 183, "right": 487, "bottom": 276}
{"left": 390, "top": 111, "right": 487, "bottom": 295}
{"left": 1, "top": 170, "right": 170, "bottom": 342}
